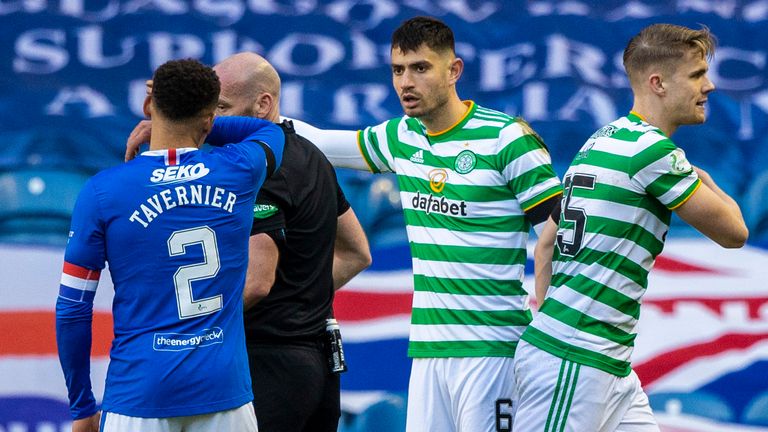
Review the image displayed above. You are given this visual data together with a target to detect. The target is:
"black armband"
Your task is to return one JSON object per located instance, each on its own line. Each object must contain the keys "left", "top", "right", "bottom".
{"left": 550, "top": 198, "right": 561, "bottom": 224}
{"left": 526, "top": 194, "right": 561, "bottom": 226}
{"left": 265, "top": 228, "right": 286, "bottom": 247}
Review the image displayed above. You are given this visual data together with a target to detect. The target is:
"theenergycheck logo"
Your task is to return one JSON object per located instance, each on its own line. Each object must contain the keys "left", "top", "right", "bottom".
{"left": 150, "top": 163, "right": 210, "bottom": 186}
{"left": 153, "top": 327, "right": 224, "bottom": 351}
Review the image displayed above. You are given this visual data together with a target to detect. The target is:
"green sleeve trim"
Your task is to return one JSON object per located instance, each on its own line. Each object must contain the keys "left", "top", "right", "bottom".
{"left": 669, "top": 178, "right": 701, "bottom": 210}
{"left": 522, "top": 189, "right": 562, "bottom": 213}
{"left": 356, "top": 129, "right": 381, "bottom": 174}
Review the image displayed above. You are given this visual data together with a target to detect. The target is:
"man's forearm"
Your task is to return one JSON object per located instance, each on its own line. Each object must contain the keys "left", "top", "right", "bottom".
{"left": 56, "top": 297, "right": 97, "bottom": 420}
{"left": 288, "top": 118, "right": 372, "bottom": 171}
{"left": 694, "top": 168, "right": 747, "bottom": 234}
{"left": 332, "top": 209, "right": 371, "bottom": 290}
{"left": 243, "top": 233, "right": 279, "bottom": 309}
{"left": 332, "top": 254, "right": 369, "bottom": 290}
{"left": 533, "top": 218, "right": 558, "bottom": 307}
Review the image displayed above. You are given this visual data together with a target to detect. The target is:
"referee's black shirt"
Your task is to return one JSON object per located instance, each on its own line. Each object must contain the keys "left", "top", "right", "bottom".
{"left": 244, "top": 120, "right": 350, "bottom": 344}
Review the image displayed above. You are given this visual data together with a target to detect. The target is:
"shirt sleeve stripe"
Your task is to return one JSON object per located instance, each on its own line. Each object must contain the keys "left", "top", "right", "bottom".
{"left": 60, "top": 273, "right": 99, "bottom": 292}
{"left": 669, "top": 178, "right": 702, "bottom": 210}
{"left": 373, "top": 123, "right": 396, "bottom": 172}
{"left": 63, "top": 262, "right": 101, "bottom": 280}
{"left": 356, "top": 130, "right": 380, "bottom": 174}
{"left": 59, "top": 285, "right": 97, "bottom": 302}
{"left": 522, "top": 189, "right": 563, "bottom": 213}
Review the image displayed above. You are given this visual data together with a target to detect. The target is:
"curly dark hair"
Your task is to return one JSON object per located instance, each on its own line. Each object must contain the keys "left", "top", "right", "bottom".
{"left": 391, "top": 16, "right": 454, "bottom": 55}
{"left": 151, "top": 58, "right": 220, "bottom": 121}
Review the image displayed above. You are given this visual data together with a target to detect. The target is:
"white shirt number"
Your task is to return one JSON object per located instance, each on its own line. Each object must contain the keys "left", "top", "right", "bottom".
{"left": 167, "top": 226, "right": 222, "bottom": 319}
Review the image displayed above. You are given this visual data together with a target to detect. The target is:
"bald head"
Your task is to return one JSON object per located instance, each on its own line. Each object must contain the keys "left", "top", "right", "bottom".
{"left": 213, "top": 52, "right": 281, "bottom": 121}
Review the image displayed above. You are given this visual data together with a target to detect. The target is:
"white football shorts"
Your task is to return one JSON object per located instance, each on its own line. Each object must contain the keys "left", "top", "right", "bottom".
{"left": 513, "top": 340, "right": 659, "bottom": 432}
{"left": 406, "top": 356, "right": 517, "bottom": 432}
{"left": 100, "top": 402, "right": 258, "bottom": 432}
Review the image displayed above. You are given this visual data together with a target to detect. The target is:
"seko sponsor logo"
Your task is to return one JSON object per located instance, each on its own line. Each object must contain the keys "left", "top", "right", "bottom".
{"left": 150, "top": 163, "right": 210, "bottom": 185}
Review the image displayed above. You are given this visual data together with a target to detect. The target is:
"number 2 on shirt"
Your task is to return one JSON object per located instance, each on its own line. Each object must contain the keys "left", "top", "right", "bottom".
{"left": 168, "top": 226, "right": 222, "bottom": 319}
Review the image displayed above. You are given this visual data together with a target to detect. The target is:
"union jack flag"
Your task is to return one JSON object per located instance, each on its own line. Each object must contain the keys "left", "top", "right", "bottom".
{"left": 334, "top": 240, "right": 768, "bottom": 431}
{"left": 1, "top": 240, "right": 766, "bottom": 431}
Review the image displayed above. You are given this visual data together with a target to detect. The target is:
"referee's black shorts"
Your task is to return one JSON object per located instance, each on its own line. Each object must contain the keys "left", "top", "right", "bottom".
{"left": 247, "top": 341, "right": 340, "bottom": 432}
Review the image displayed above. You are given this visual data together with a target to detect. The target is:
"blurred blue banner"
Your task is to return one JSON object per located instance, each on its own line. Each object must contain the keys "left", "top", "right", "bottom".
{"left": 2, "top": 2, "right": 768, "bottom": 431}
{"left": 2, "top": 1, "right": 767, "bottom": 240}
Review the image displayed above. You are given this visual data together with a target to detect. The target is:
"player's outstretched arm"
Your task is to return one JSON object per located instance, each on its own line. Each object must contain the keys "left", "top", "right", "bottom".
{"left": 675, "top": 167, "right": 748, "bottom": 248}
{"left": 208, "top": 116, "right": 284, "bottom": 165}
{"left": 333, "top": 208, "right": 372, "bottom": 290}
{"left": 534, "top": 217, "right": 558, "bottom": 307}
{"left": 289, "top": 118, "right": 372, "bottom": 171}
{"left": 126, "top": 117, "right": 286, "bottom": 170}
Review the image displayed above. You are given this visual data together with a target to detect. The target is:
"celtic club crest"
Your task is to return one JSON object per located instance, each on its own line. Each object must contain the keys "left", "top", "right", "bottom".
{"left": 454, "top": 150, "right": 477, "bottom": 174}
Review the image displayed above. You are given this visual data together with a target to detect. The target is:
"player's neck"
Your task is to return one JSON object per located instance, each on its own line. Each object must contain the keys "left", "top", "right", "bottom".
{"left": 149, "top": 121, "right": 204, "bottom": 151}
{"left": 421, "top": 96, "right": 469, "bottom": 135}
{"left": 630, "top": 99, "right": 677, "bottom": 137}
{"left": 266, "top": 107, "right": 280, "bottom": 123}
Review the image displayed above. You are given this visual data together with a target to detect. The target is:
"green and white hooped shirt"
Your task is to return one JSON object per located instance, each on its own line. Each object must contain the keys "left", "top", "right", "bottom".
{"left": 522, "top": 112, "right": 701, "bottom": 376}
{"left": 358, "top": 101, "right": 562, "bottom": 358}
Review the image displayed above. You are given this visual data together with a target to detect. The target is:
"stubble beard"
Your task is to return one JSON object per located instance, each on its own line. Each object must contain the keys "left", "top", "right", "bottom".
{"left": 402, "top": 105, "right": 426, "bottom": 119}
{"left": 671, "top": 100, "right": 707, "bottom": 128}
{"left": 413, "top": 92, "right": 451, "bottom": 125}
{"left": 683, "top": 108, "right": 707, "bottom": 126}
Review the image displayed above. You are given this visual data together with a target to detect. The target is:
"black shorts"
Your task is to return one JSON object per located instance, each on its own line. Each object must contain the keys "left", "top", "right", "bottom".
{"left": 247, "top": 342, "right": 340, "bottom": 432}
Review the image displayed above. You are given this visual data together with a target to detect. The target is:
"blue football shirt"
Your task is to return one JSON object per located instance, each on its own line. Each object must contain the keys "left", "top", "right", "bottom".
{"left": 56, "top": 117, "right": 284, "bottom": 419}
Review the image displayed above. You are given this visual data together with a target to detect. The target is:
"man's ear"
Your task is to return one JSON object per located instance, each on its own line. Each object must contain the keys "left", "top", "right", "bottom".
{"left": 649, "top": 74, "right": 665, "bottom": 96}
{"left": 449, "top": 57, "right": 464, "bottom": 85}
{"left": 143, "top": 95, "right": 152, "bottom": 118}
{"left": 202, "top": 111, "right": 215, "bottom": 136}
{"left": 254, "top": 92, "right": 275, "bottom": 120}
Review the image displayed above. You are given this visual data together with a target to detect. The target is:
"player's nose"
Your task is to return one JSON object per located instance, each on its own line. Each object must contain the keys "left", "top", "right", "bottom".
{"left": 703, "top": 75, "right": 715, "bottom": 94}
{"left": 398, "top": 70, "right": 415, "bottom": 90}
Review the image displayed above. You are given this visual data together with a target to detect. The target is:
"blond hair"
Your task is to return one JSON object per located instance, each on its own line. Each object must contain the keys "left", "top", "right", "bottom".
{"left": 623, "top": 24, "right": 716, "bottom": 84}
